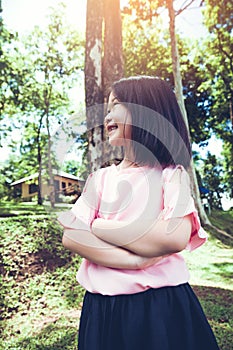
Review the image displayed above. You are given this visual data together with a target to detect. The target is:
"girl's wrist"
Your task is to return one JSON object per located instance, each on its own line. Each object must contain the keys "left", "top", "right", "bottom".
{"left": 91, "top": 218, "right": 102, "bottom": 233}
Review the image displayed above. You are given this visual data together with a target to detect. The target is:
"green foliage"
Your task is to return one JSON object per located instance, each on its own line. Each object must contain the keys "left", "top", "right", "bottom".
{"left": 200, "top": 152, "right": 225, "bottom": 209}
{"left": 62, "top": 159, "right": 86, "bottom": 179}
{"left": 122, "top": 3, "right": 173, "bottom": 79}
{"left": 195, "top": 0, "right": 233, "bottom": 198}
{"left": 0, "top": 19, "right": 23, "bottom": 145}
{"left": 1, "top": 3, "right": 85, "bottom": 205}
{"left": 182, "top": 61, "right": 213, "bottom": 144}
{"left": 21, "top": 3, "right": 84, "bottom": 116}
{"left": 221, "top": 141, "right": 233, "bottom": 197}
{"left": 122, "top": 0, "right": 164, "bottom": 21}
{"left": 200, "top": 0, "right": 233, "bottom": 139}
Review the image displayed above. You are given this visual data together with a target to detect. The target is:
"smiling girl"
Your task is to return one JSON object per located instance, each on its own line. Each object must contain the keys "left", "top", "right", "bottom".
{"left": 58, "top": 76, "right": 219, "bottom": 350}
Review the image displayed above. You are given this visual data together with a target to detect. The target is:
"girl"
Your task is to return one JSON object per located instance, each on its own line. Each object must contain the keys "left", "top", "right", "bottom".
{"left": 58, "top": 76, "right": 219, "bottom": 349}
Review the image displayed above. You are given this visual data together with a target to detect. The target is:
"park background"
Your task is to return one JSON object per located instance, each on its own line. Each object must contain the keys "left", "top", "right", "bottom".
{"left": 0, "top": 0, "right": 232, "bottom": 349}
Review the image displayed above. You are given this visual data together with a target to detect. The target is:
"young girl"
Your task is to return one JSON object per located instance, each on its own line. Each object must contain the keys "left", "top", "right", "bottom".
{"left": 58, "top": 76, "right": 219, "bottom": 350}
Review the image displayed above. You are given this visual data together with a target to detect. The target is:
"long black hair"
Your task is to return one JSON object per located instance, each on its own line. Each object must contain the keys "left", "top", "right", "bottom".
{"left": 112, "top": 76, "right": 192, "bottom": 169}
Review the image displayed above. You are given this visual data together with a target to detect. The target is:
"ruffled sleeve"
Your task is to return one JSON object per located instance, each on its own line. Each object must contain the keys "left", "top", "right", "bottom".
{"left": 57, "top": 170, "right": 102, "bottom": 231}
{"left": 160, "top": 165, "right": 207, "bottom": 251}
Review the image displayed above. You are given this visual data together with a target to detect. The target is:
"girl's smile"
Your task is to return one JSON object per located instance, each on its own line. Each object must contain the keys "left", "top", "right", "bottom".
{"left": 106, "top": 122, "right": 118, "bottom": 135}
{"left": 105, "top": 92, "right": 132, "bottom": 147}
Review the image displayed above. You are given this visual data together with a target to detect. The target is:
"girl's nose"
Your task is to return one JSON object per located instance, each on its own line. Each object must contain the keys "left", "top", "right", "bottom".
{"left": 104, "top": 114, "right": 112, "bottom": 125}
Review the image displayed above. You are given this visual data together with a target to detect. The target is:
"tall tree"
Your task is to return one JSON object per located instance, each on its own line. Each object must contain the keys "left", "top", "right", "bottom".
{"left": 1, "top": 3, "right": 84, "bottom": 205}
{"left": 123, "top": 0, "right": 211, "bottom": 224}
{"left": 0, "top": 10, "right": 24, "bottom": 146}
{"left": 102, "top": 0, "right": 124, "bottom": 99}
{"left": 122, "top": 3, "right": 213, "bottom": 146}
{"left": 201, "top": 152, "right": 224, "bottom": 210}
{"left": 85, "top": 0, "right": 104, "bottom": 172}
{"left": 166, "top": 0, "right": 211, "bottom": 224}
{"left": 85, "top": 0, "right": 123, "bottom": 172}
{"left": 199, "top": 0, "right": 233, "bottom": 199}
{"left": 102, "top": 0, "right": 124, "bottom": 166}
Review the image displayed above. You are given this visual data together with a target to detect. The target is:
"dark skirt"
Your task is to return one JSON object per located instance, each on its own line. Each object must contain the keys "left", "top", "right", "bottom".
{"left": 78, "top": 283, "right": 219, "bottom": 350}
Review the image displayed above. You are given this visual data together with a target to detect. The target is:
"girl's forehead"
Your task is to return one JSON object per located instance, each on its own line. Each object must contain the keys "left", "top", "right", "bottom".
{"left": 108, "top": 92, "right": 118, "bottom": 103}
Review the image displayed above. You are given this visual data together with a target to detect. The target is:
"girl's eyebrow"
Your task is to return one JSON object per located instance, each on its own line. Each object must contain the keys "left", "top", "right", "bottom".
{"left": 107, "top": 97, "right": 118, "bottom": 112}
{"left": 112, "top": 97, "right": 119, "bottom": 103}
{"left": 107, "top": 96, "right": 120, "bottom": 113}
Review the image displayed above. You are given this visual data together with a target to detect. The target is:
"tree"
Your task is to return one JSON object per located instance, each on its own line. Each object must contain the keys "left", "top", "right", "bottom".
{"left": 166, "top": 0, "right": 211, "bottom": 224}
{"left": 0, "top": 124, "right": 48, "bottom": 200}
{"left": 2, "top": 3, "right": 84, "bottom": 205}
{"left": 122, "top": 12, "right": 172, "bottom": 79}
{"left": 85, "top": 0, "right": 105, "bottom": 172}
{"left": 0, "top": 10, "right": 25, "bottom": 146}
{"left": 221, "top": 141, "right": 233, "bottom": 199}
{"left": 123, "top": 0, "right": 211, "bottom": 224}
{"left": 85, "top": 0, "right": 123, "bottom": 172}
{"left": 122, "top": 4, "right": 212, "bottom": 146}
{"left": 201, "top": 152, "right": 224, "bottom": 210}
{"left": 198, "top": 0, "right": 233, "bottom": 199}
{"left": 102, "top": 0, "right": 124, "bottom": 99}
{"left": 182, "top": 64, "right": 213, "bottom": 145}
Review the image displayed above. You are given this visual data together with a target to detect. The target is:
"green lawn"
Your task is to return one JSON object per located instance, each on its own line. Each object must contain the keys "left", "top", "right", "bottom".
{"left": 0, "top": 202, "right": 232, "bottom": 349}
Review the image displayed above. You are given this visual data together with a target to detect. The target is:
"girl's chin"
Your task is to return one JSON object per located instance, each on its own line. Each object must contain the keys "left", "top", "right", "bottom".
{"left": 108, "top": 138, "right": 124, "bottom": 147}
{"left": 108, "top": 136, "right": 132, "bottom": 147}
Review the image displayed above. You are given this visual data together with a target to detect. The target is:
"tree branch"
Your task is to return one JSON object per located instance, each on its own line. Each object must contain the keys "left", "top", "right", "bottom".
{"left": 176, "top": 0, "right": 198, "bottom": 16}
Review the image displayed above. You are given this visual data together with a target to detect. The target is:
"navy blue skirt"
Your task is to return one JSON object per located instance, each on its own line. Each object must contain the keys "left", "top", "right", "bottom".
{"left": 78, "top": 283, "right": 219, "bottom": 350}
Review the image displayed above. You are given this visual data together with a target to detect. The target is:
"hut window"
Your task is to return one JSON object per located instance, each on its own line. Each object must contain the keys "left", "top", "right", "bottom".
{"left": 29, "top": 183, "right": 38, "bottom": 194}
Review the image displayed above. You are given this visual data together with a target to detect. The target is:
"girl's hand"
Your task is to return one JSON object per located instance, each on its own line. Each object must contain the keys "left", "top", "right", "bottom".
{"left": 133, "top": 254, "right": 167, "bottom": 269}
{"left": 62, "top": 228, "right": 167, "bottom": 270}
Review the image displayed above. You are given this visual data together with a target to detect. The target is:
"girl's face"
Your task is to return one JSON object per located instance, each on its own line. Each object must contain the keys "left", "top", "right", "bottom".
{"left": 105, "top": 92, "right": 132, "bottom": 147}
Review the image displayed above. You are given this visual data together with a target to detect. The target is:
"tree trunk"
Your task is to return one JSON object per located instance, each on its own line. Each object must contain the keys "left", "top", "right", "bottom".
{"left": 102, "top": 0, "right": 124, "bottom": 99}
{"left": 85, "top": 0, "right": 124, "bottom": 171}
{"left": 37, "top": 148, "right": 43, "bottom": 205}
{"left": 46, "top": 112, "right": 55, "bottom": 208}
{"left": 85, "top": 0, "right": 104, "bottom": 172}
{"left": 102, "top": 0, "right": 124, "bottom": 166}
{"left": 37, "top": 116, "right": 43, "bottom": 205}
{"left": 166, "top": 0, "right": 211, "bottom": 225}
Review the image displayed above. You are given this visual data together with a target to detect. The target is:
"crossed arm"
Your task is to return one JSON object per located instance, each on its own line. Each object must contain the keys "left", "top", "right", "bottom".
{"left": 62, "top": 214, "right": 192, "bottom": 269}
{"left": 62, "top": 228, "right": 165, "bottom": 269}
{"left": 62, "top": 168, "right": 192, "bottom": 268}
{"left": 91, "top": 215, "right": 192, "bottom": 258}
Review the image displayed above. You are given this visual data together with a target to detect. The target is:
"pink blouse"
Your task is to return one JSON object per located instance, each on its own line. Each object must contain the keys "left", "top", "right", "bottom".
{"left": 57, "top": 164, "right": 207, "bottom": 295}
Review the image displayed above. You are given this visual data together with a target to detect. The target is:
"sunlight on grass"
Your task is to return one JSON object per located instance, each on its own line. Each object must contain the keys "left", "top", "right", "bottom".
{"left": 182, "top": 235, "right": 233, "bottom": 290}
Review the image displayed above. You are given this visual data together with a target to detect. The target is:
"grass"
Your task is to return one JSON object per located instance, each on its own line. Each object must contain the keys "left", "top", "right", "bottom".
{"left": 181, "top": 209, "right": 233, "bottom": 349}
{"left": 0, "top": 202, "right": 232, "bottom": 349}
{"left": 0, "top": 201, "right": 70, "bottom": 217}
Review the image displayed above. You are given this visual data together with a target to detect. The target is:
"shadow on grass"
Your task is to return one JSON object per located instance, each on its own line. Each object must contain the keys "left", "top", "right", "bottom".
{"left": 5, "top": 323, "right": 78, "bottom": 350}
{"left": 192, "top": 285, "right": 233, "bottom": 350}
{"left": 207, "top": 210, "right": 233, "bottom": 248}
{"left": 0, "top": 202, "right": 48, "bottom": 217}
{"left": 192, "top": 285, "right": 233, "bottom": 309}
{"left": 0, "top": 201, "right": 71, "bottom": 218}
{"left": 212, "top": 262, "right": 233, "bottom": 282}
{"left": 206, "top": 224, "right": 233, "bottom": 248}
{"left": 197, "top": 263, "right": 233, "bottom": 286}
